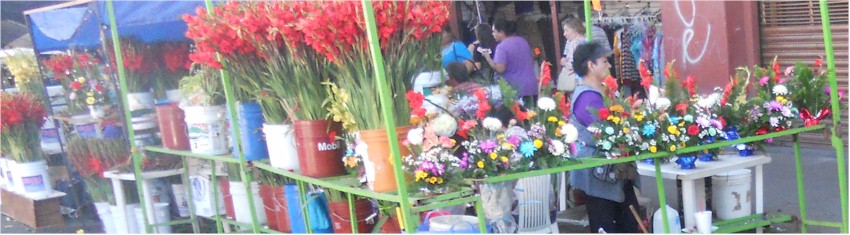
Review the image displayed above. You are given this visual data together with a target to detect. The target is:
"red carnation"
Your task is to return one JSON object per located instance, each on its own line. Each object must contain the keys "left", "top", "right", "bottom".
{"left": 598, "top": 108, "right": 610, "bottom": 120}
{"left": 94, "top": 84, "right": 105, "bottom": 92}
{"left": 675, "top": 103, "right": 689, "bottom": 115}
{"left": 70, "top": 81, "right": 83, "bottom": 91}
{"left": 687, "top": 125, "right": 699, "bottom": 136}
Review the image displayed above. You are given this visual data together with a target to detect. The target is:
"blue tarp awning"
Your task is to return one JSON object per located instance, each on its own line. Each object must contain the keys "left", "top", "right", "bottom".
{"left": 27, "top": 1, "right": 206, "bottom": 53}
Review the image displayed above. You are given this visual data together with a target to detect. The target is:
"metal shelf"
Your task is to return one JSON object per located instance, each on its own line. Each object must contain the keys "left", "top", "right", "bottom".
{"left": 144, "top": 146, "right": 239, "bottom": 163}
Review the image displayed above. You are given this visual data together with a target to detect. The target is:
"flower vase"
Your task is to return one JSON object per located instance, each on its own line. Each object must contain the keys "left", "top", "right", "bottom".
{"left": 476, "top": 180, "right": 517, "bottom": 233}
{"left": 641, "top": 158, "right": 655, "bottom": 165}
{"left": 88, "top": 105, "right": 105, "bottom": 119}
{"left": 675, "top": 155, "right": 697, "bottom": 170}
{"left": 736, "top": 144, "right": 754, "bottom": 156}
{"left": 698, "top": 151, "right": 716, "bottom": 162}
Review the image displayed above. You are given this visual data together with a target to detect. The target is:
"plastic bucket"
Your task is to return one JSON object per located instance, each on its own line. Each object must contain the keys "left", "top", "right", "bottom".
{"left": 111, "top": 205, "right": 129, "bottom": 234}
{"left": 711, "top": 169, "right": 753, "bottom": 220}
{"left": 153, "top": 202, "right": 173, "bottom": 233}
{"left": 381, "top": 215, "right": 402, "bottom": 233}
{"left": 293, "top": 120, "right": 344, "bottom": 178}
{"left": 125, "top": 204, "right": 140, "bottom": 233}
{"left": 327, "top": 199, "right": 374, "bottom": 233}
{"left": 12, "top": 160, "right": 51, "bottom": 198}
{"left": 272, "top": 186, "right": 292, "bottom": 233}
{"left": 0, "top": 158, "right": 6, "bottom": 188}
{"left": 360, "top": 126, "right": 413, "bottom": 192}
{"left": 184, "top": 105, "right": 229, "bottom": 155}
{"left": 95, "top": 202, "right": 117, "bottom": 234}
{"left": 166, "top": 89, "right": 181, "bottom": 104}
{"left": 428, "top": 215, "right": 481, "bottom": 233}
{"left": 135, "top": 207, "right": 145, "bottom": 233}
{"left": 127, "top": 92, "right": 155, "bottom": 111}
{"left": 219, "top": 178, "right": 236, "bottom": 219}
{"left": 260, "top": 184, "right": 280, "bottom": 230}
{"left": 264, "top": 123, "right": 299, "bottom": 170}
{"left": 230, "top": 181, "right": 267, "bottom": 224}
{"left": 172, "top": 184, "right": 190, "bottom": 217}
{"left": 156, "top": 103, "right": 190, "bottom": 150}
{"left": 237, "top": 102, "right": 268, "bottom": 161}
{"left": 284, "top": 184, "right": 307, "bottom": 233}
{"left": 75, "top": 122, "right": 100, "bottom": 138}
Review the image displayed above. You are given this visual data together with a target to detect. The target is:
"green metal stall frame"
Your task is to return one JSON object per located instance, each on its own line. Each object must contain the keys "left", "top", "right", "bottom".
{"left": 103, "top": 0, "right": 847, "bottom": 233}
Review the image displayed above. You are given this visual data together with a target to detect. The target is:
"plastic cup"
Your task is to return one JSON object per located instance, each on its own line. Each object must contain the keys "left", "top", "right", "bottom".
{"left": 695, "top": 211, "right": 713, "bottom": 234}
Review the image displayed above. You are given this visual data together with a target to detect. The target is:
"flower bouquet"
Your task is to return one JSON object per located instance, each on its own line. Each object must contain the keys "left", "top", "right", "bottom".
{"left": 401, "top": 113, "right": 462, "bottom": 194}
{"left": 786, "top": 59, "right": 846, "bottom": 127}
{"left": 152, "top": 42, "right": 191, "bottom": 101}
{"left": 3, "top": 53, "right": 46, "bottom": 103}
{"left": 656, "top": 62, "right": 702, "bottom": 168}
{"left": 44, "top": 52, "right": 109, "bottom": 114}
{"left": 692, "top": 91, "right": 727, "bottom": 161}
{"left": 1, "top": 93, "right": 47, "bottom": 163}
{"left": 743, "top": 59, "right": 798, "bottom": 148}
{"left": 587, "top": 76, "right": 642, "bottom": 159}
{"left": 719, "top": 67, "right": 753, "bottom": 149}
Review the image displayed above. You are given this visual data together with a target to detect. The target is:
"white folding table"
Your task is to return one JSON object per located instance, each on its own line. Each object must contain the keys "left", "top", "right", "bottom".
{"left": 637, "top": 154, "right": 771, "bottom": 232}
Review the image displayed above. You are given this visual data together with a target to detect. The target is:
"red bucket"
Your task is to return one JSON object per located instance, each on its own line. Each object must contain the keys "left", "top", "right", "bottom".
{"left": 293, "top": 120, "right": 345, "bottom": 178}
{"left": 219, "top": 178, "right": 236, "bottom": 220}
{"left": 272, "top": 186, "right": 291, "bottom": 233}
{"left": 155, "top": 103, "right": 190, "bottom": 150}
{"left": 259, "top": 184, "right": 279, "bottom": 230}
{"left": 327, "top": 199, "right": 374, "bottom": 233}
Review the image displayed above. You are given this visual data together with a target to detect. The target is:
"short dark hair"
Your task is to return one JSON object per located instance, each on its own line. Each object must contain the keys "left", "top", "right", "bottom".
{"left": 492, "top": 18, "right": 516, "bottom": 35}
{"left": 474, "top": 24, "right": 496, "bottom": 48}
{"left": 446, "top": 62, "right": 469, "bottom": 83}
{"left": 572, "top": 42, "right": 604, "bottom": 77}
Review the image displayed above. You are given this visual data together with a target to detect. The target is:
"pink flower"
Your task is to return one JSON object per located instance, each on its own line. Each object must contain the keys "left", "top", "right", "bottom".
{"left": 439, "top": 136, "right": 455, "bottom": 148}
{"left": 784, "top": 66, "right": 794, "bottom": 76}
{"left": 759, "top": 76, "right": 770, "bottom": 86}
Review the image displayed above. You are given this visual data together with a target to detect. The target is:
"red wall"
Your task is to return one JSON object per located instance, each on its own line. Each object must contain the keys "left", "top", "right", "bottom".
{"left": 661, "top": 1, "right": 760, "bottom": 94}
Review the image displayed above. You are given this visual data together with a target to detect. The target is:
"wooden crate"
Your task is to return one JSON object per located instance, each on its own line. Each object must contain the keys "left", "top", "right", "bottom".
{"left": 0, "top": 187, "right": 65, "bottom": 229}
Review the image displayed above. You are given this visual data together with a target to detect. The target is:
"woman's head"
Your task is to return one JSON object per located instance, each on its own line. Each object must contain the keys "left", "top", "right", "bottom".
{"left": 441, "top": 27, "right": 456, "bottom": 45}
{"left": 572, "top": 42, "right": 612, "bottom": 80}
{"left": 474, "top": 24, "right": 497, "bottom": 48}
{"left": 445, "top": 62, "right": 470, "bottom": 86}
{"left": 492, "top": 18, "right": 516, "bottom": 42}
{"left": 562, "top": 18, "right": 586, "bottom": 40}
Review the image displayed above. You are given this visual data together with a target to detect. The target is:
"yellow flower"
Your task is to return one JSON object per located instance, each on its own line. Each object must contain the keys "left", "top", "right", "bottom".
{"left": 415, "top": 170, "right": 428, "bottom": 181}
{"left": 436, "top": 177, "right": 444, "bottom": 184}
{"left": 558, "top": 121, "right": 566, "bottom": 126}
{"left": 555, "top": 128, "right": 563, "bottom": 137}
{"left": 500, "top": 156, "right": 509, "bottom": 163}
{"left": 527, "top": 111, "right": 537, "bottom": 119}
{"left": 87, "top": 92, "right": 95, "bottom": 97}
{"left": 634, "top": 112, "right": 645, "bottom": 122}
{"left": 477, "top": 161, "right": 485, "bottom": 168}
{"left": 76, "top": 77, "right": 86, "bottom": 83}
{"left": 608, "top": 116, "right": 621, "bottom": 124}
{"left": 547, "top": 116, "right": 558, "bottom": 122}
{"left": 670, "top": 145, "right": 678, "bottom": 152}
{"left": 650, "top": 146, "right": 657, "bottom": 153}
{"left": 610, "top": 105, "right": 625, "bottom": 113}
{"left": 496, "top": 134, "right": 505, "bottom": 140}
{"left": 623, "top": 128, "right": 630, "bottom": 134}
{"left": 680, "top": 142, "right": 687, "bottom": 148}
{"left": 410, "top": 116, "right": 421, "bottom": 125}
{"left": 777, "top": 96, "right": 788, "bottom": 104}
{"left": 86, "top": 97, "right": 96, "bottom": 105}
{"left": 533, "top": 139, "right": 543, "bottom": 148}
{"left": 678, "top": 122, "right": 685, "bottom": 127}
{"left": 501, "top": 142, "right": 514, "bottom": 150}
{"left": 667, "top": 126, "right": 678, "bottom": 134}
{"left": 490, "top": 152, "right": 498, "bottom": 160}
{"left": 344, "top": 156, "right": 359, "bottom": 168}
{"left": 428, "top": 177, "right": 438, "bottom": 184}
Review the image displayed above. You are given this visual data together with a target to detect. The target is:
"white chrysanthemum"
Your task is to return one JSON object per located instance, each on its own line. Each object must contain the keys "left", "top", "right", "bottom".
{"left": 773, "top": 84, "right": 789, "bottom": 96}
{"left": 549, "top": 140, "right": 566, "bottom": 156}
{"left": 482, "top": 117, "right": 503, "bottom": 131}
{"left": 537, "top": 97, "right": 556, "bottom": 111}
{"left": 422, "top": 95, "right": 447, "bottom": 115}
{"left": 562, "top": 124, "right": 579, "bottom": 144}
{"left": 406, "top": 127, "right": 424, "bottom": 145}
{"left": 698, "top": 94, "right": 719, "bottom": 108}
{"left": 430, "top": 113, "right": 458, "bottom": 137}
{"left": 655, "top": 98, "right": 671, "bottom": 110}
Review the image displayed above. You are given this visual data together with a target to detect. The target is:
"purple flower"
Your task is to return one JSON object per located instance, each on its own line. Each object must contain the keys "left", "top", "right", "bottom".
{"left": 696, "top": 116, "right": 711, "bottom": 128}
{"left": 765, "top": 101, "right": 783, "bottom": 111}
{"left": 781, "top": 106, "right": 792, "bottom": 117}
{"left": 750, "top": 108, "right": 762, "bottom": 118}
{"left": 759, "top": 76, "right": 770, "bottom": 86}
{"left": 529, "top": 124, "right": 545, "bottom": 138}
{"left": 710, "top": 119, "right": 723, "bottom": 129}
{"left": 507, "top": 136, "right": 521, "bottom": 146}
{"left": 479, "top": 140, "right": 497, "bottom": 154}
{"left": 459, "top": 153, "right": 469, "bottom": 168}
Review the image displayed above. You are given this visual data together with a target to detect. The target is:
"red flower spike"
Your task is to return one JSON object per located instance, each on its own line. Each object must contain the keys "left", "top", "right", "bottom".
{"left": 512, "top": 103, "right": 528, "bottom": 121}
{"left": 815, "top": 58, "right": 823, "bottom": 68}
{"left": 539, "top": 61, "right": 552, "bottom": 87}
{"left": 558, "top": 95, "right": 571, "bottom": 119}
{"left": 602, "top": 75, "right": 618, "bottom": 96}
{"left": 675, "top": 103, "right": 689, "bottom": 115}
{"left": 638, "top": 60, "right": 653, "bottom": 89}
{"left": 682, "top": 75, "right": 697, "bottom": 96}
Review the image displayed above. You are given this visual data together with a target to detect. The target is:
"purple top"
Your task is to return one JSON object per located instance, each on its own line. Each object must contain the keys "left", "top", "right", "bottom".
{"left": 493, "top": 36, "right": 538, "bottom": 97}
{"left": 574, "top": 90, "right": 605, "bottom": 127}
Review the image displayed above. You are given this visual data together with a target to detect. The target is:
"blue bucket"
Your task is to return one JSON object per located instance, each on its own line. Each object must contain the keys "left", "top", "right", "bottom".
{"left": 238, "top": 102, "right": 268, "bottom": 161}
{"left": 284, "top": 184, "right": 334, "bottom": 233}
{"left": 284, "top": 184, "right": 307, "bottom": 233}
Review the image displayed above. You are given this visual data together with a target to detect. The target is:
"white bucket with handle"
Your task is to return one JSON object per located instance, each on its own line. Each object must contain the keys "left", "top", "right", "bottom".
{"left": 712, "top": 169, "right": 752, "bottom": 220}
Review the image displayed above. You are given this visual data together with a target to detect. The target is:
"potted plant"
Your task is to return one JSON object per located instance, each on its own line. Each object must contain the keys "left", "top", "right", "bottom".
{"left": 178, "top": 65, "right": 229, "bottom": 155}
{"left": 1, "top": 92, "right": 51, "bottom": 197}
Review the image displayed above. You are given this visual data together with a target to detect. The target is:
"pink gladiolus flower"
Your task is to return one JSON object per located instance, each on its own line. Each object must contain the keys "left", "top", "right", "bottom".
{"left": 759, "top": 76, "right": 770, "bottom": 86}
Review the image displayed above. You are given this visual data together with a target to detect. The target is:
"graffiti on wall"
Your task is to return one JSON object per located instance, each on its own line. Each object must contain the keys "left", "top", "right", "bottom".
{"left": 675, "top": 0, "right": 711, "bottom": 65}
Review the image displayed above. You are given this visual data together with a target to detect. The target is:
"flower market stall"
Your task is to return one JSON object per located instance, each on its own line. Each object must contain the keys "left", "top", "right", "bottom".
{"left": 9, "top": 0, "right": 847, "bottom": 234}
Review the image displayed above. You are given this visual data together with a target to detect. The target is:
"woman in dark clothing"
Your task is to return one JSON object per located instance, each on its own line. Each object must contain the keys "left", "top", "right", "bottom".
{"left": 467, "top": 24, "right": 498, "bottom": 82}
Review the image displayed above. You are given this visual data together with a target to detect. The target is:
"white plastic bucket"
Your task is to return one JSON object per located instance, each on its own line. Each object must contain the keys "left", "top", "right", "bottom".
{"left": 11, "top": 160, "right": 51, "bottom": 198}
{"left": 127, "top": 92, "right": 155, "bottom": 111}
{"left": 153, "top": 202, "right": 173, "bottom": 233}
{"left": 711, "top": 169, "right": 752, "bottom": 220}
{"left": 172, "top": 184, "right": 190, "bottom": 217}
{"left": 111, "top": 205, "right": 129, "bottom": 234}
{"left": 95, "top": 202, "right": 117, "bottom": 234}
{"left": 263, "top": 123, "right": 300, "bottom": 170}
{"left": 183, "top": 105, "right": 229, "bottom": 155}
{"left": 135, "top": 207, "right": 146, "bottom": 233}
{"left": 125, "top": 204, "right": 140, "bottom": 233}
{"left": 190, "top": 175, "right": 226, "bottom": 217}
{"left": 429, "top": 215, "right": 479, "bottom": 232}
{"left": 0, "top": 158, "right": 7, "bottom": 188}
{"left": 229, "top": 181, "right": 267, "bottom": 224}
{"left": 165, "top": 89, "right": 181, "bottom": 103}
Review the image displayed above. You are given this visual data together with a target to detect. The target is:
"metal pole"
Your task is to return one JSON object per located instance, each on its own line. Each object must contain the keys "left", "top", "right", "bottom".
{"left": 818, "top": 0, "right": 848, "bottom": 232}
{"left": 104, "top": 1, "right": 151, "bottom": 233}
{"left": 584, "top": 0, "right": 592, "bottom": 42}
{"left": 347, "top": 192, "right": 359, "bottom": 233}
{"left": 182, "top": 157, "right": 200, "bottom": 232}
{"left": 655, "top": 159, "right": 670, "bottom": 233}
{"left": 793, "top": 134, "right": 808, "bottom": 233}
{"left": 360, "top": 0, "right": 415, "bottom": 233}
{"left": 550, "top": 0, "right": 562, "bottom": 74}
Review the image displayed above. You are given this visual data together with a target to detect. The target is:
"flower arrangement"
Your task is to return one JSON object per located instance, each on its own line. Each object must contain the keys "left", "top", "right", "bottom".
{"left": 588, "top": 76, "right": 642, "bottom": 159}
{"left": 786, "top": 59, "right": 847, "bottom": 126}
{"left": 44, "top": 52, "right": 108, "bottom": 112}
{"left": 692, "top": 91, "right": 727, "bottom": 160}
{"left": 744, "top": 59, "right": 798, "bottom": 142}
{"left": 401, "top": 119, "right": 462, "bottom": 193}
{"left": 67, "top": 76, "right": 109, "bottom": 108}
{"left": 3, "top": 53, "right": 44, "bottom": 95}
{"left": 719, "top": 67, "right": 753, "bottom": 138}
{"left": 66, "top": 135, "right": 130, "bottom": 204}
{"left": 0, "top": 93, "right": 47, "bottom": 163}
{"left": 106, "top": 38, "right": 155, "bottom": 93}
{"left": 152, "top": 42, "right": 191, "bottom": 100}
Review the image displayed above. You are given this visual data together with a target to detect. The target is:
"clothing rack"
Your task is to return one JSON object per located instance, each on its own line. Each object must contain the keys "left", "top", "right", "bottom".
{"left": 592, "top": 14, "right": 659, "bottom": 25}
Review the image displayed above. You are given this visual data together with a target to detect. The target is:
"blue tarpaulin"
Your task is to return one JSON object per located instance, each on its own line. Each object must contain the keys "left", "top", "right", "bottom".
{"left": 27, "top": 1, "right": 205, "bottom": 53}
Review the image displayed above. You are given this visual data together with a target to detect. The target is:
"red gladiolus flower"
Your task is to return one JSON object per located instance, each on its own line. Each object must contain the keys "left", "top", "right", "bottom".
{"left": 602, "top": 75, "right": 618, "bottom": 96}
{"left": 539, "top": 61, "right": 552, "bottom": 87}
{"left": 512, "top": 103, "right": 528, "bottom": 121}
{"left": 638, "top": 60, "right": 653, "bottom": 89}
{"left": 815, "top": 58, "right": 823, "bottom": 67}
{"left": 474, "top": 88, "right": 491, "bottom": 119}
{"left": 597, "top": 108, "right": 610, "bottom": 120}
{"left": 558, "top": 95, "right": 571, "bottom": 119}
{"left": 687, "top": 125, "right": 699, "bottom": 136}
{"left": 70, "top": 81, "right": 83, "bottom": 91}
{"left": 682, "top": 75, "right": 697, "bottom": 96}
{"left": 406, "top": 91, "right": 426, "bottom": 118}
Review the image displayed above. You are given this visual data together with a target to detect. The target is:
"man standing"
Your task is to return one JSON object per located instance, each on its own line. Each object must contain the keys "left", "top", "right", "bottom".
{"left": 480, "top": 18, "right": 538, "bottom": 103}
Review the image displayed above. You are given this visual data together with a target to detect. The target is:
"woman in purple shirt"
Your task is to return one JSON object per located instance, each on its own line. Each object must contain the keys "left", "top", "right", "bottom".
{"left": 479, "top": 18, "right": 538, "bottom": 103}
